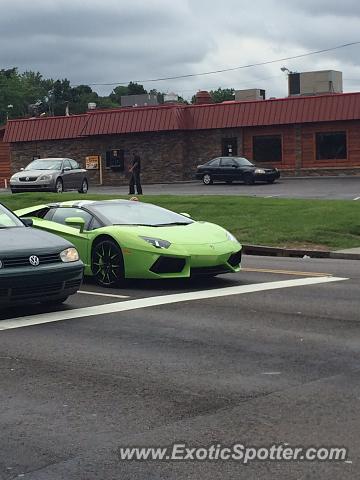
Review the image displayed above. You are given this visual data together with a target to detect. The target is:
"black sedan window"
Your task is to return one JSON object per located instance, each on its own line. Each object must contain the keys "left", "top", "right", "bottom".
{"left": 207, "top": 158, "right": 220, "bottom": 167}
{"left": 235, "top": 157, "right": 254, "bottom": 167}
{"left": 220, "top": 158, "right": 237, "bottom": 167}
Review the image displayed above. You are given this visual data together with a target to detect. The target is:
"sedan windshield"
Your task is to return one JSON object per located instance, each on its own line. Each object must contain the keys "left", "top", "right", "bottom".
{"left": 92, "top": 202, "right": 194, "bottom": 226}
{"left": 25, "top": 159, "right": 63, "bottom": 171}
{"left": 0, "top": 204, "right": 24, "bottom": 228}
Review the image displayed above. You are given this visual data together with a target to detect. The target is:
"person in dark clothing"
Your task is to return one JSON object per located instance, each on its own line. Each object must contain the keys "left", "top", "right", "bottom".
{"left": 128, "top": 152, "right": 143, "bottom": 195}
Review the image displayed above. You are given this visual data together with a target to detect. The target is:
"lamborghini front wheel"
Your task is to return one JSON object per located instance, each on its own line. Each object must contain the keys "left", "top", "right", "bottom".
{"left": 92, "top": 239, "right": 124, "bottom": 287}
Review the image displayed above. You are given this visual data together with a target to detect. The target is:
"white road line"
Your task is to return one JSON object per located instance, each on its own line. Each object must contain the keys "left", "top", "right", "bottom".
{"left": 78, "top": 290, "right": 130, "bottom": 299}
{"left": 353, "top": 197, "right": 360, "bottom": 201}
{"left": 0, "top": 276, "right": 348, "bottom": 331}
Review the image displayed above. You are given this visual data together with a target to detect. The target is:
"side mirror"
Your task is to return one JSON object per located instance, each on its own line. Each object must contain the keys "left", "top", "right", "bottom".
{"left": 20, "top": 167, "right": 25, "bottom": 171}
{"left": 65, "top": 217, "right": 86, "bottom": 233}
{"left": 22, "top": 217, "right": 33, "bottom": 227}
{"left": 232, "top": 164, "right": 238, "bottom": 168}
{"left": 180, "top": 212, "right": 191, "bottom": 218}
{"left": 63, "top": 166, "right": 71, "bottom": 172}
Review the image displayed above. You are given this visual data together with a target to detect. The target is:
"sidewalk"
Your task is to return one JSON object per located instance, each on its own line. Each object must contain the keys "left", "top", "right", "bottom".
{"left": 243, "top": 245, "right": 360, "bottom": 261}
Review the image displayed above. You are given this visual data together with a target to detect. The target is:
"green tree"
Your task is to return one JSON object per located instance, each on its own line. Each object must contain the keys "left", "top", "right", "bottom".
{"left": 109, "top": 85, "right": 128, "bottom": 104}
{"left": 0, "top": 69, "right": 23, "bottom": 123}
{"left": 210, "top": 87, "right": 235, "bottom": 103}
{"left": 127, "top": 81, "right": 147, "bottom": 95}
{"left": 110, "top": 82, "right": 147, "bottom": 104}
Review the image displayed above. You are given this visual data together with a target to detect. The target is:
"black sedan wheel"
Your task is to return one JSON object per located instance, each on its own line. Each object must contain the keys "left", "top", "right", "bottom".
{"left": 55, "top": 178, "right": 64, "bottom": 193}
{"left": 203, "top": 173, "right": 213, "bottom": 185}
{"left": 267, "top": 178, "right": 275, "bottom": 184}
{"left": 78, "top": 178, "right": 89, "bottom": 194}
{"left": 92, "top": 240, "right": 124, "bottom": 287}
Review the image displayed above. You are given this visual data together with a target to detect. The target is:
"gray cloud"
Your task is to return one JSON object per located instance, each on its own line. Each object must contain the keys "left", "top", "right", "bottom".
{"left": 0, "top": 0, "right": 360, "bottom": 99}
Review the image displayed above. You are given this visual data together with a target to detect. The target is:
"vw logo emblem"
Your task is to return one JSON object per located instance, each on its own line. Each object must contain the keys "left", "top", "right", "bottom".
{"left": 29, "top": 255, "right": 40, "bottom": 266}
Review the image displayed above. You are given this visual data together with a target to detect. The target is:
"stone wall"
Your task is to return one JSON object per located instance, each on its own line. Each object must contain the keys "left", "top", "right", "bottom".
{"left": 10, "top": 129, "right": 243, "bottom": 186}
{"left": 10, "top": 132, "right": 187, "bottom": 186}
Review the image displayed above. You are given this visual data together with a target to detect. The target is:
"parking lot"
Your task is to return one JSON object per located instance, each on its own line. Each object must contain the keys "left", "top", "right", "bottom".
{"left": 88, "top": 176, "right": 360, "bottom": 200}
{"left": 0, "top": 254, "right": 359, "bottom": 479}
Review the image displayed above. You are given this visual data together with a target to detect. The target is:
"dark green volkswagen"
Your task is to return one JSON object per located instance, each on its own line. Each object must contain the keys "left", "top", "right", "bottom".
{"left": 0, "top": 203, "right": 84, "bottom": 306}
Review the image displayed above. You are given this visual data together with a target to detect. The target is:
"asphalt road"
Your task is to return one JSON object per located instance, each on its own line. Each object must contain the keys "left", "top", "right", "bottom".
{"left": 1, "top": 176, "right": 359, "bottom": 200}
{"left": 0, "top": 255, "right": 359, "bottom": 479}
{"left": 90, "top": 176, "right": 360, "bottom": 200}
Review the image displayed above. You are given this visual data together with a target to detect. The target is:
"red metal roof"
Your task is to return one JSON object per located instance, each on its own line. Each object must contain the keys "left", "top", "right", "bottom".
{"left": 4, "top": 114, "right": 87, "bottom": 142}
{"left": 4, "top": 92, "right": 360, "bottom": 143}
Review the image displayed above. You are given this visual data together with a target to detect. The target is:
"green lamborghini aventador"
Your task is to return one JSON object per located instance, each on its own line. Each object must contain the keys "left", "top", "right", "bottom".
{"left": 16, "top": 200, "right": 242, "bottom": 286}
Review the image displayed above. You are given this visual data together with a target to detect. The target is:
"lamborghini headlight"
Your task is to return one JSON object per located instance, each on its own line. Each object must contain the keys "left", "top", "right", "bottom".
{"left": 225, "top": 230, "right": 238, "bottom": 242}
{"left": 60, "top": 247, "right": 80, "bottom": 263}
{"left": 139, "top": 236, "right": 171, "bottom": 249}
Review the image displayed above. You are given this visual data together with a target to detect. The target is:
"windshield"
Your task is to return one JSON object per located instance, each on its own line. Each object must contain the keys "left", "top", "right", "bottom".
{"left": 234, "top": 157, "right": 254, "bottom": 167}
{"left": 0, "top": 204, "right": 24, "bottom": 228}
{"left": 25, "top": 159, "right": 63, "bottom": 171}
{"left": 92, "top": 202, "right": 194, "bottom": 226}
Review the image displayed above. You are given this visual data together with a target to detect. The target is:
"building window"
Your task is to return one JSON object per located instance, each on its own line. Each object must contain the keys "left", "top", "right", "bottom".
{"left": 316, "top": 132, "right": 347, "bottom": 160}
{"left": 105, "top": 149, "right": 124, "bottom": 170}
{"left": 222, "top": 138, "right": 238, "bottom": 156}
{"left": 253, "top": 135, "right": 282, "bottom": 162}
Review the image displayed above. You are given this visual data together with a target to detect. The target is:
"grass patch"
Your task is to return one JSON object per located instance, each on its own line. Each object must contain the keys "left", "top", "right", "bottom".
{"left": 1, "top": 192, "right": 359, "bottom": 250}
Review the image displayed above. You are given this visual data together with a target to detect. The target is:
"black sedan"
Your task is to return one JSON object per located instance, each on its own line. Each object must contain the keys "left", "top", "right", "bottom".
{"left": 0, "top": 203, "right": 84, "bottom": 306}
{"left": 195, "top": 157, "right": 280, "bottom": 185}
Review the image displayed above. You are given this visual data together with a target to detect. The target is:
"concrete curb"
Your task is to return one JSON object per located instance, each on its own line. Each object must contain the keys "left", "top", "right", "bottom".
{"left": 242, "top": 244, "right": 360, "bottom": 261}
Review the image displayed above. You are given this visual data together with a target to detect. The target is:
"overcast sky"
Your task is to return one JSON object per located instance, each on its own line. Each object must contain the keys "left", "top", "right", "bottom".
{"left": 1, "top": 0, "right": 360, "bottom": 100}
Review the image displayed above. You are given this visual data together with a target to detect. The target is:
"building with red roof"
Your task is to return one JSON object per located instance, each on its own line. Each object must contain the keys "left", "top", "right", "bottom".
{"left": 3, "top": 91, "right": 360, "bottom": 186}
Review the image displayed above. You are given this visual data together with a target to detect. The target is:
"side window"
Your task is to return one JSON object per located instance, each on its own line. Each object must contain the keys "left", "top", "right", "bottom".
{"left": 51, "top": 208, "right": 93, "bottom": 229}
{"left": 220, "top": 158, "right": 237, "bottom": 167}
{"left": 63, "top": 159, "right": 71, "bottom": 170}
{"left": 89, "top": 217, "right": 102, "bottom": 230}
{"left": 253, "top": 135, "right": 282, "bottom": 162}
{"left": 208, "top": 158, "right": 220, "bottom": 167}
{"left": 106, "top": 149, "right": 125, "bottom": 170}
{"left": 222, "top": 138, "right": 238, "bottom": 156}
{"left": 69, "top": 159, "right": 80, "bottom": 169}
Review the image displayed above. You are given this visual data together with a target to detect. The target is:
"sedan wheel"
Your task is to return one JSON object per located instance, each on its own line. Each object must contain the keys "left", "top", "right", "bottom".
{"left": 92, "top": 240, "right": 124, "bottom": 287}
{"left": 203, "top": 173, "right": 213, "bottom": 185}
{"left": 55, "top": 178, "right": 63, "bottom": 193}
{"left": 78, "top": 178, "right": 88, "bottom": 194}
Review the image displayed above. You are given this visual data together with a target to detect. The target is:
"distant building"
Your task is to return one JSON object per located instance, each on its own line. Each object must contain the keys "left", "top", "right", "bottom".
{"left": 288, "top": 70, "right": 343, "bottom": 96}
{"left": 120, "top": 93, "right": 158, "bottom": 107}
{"left": 4, "top": 91, "right": 360, "bottom": 185}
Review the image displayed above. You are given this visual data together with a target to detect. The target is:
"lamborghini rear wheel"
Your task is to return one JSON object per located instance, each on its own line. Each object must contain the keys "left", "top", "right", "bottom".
{"left": 92, "top": 239, "right": 124, "bottom": 287}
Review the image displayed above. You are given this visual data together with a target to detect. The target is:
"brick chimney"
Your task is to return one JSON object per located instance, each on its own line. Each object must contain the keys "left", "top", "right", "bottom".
{"left": 195, "top": 91, "right": 213, "bottom": 105}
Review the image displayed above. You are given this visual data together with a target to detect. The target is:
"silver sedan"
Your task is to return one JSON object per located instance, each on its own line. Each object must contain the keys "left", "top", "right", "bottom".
{"left": 10, "top": 158, "right": 89, "bottom": 194}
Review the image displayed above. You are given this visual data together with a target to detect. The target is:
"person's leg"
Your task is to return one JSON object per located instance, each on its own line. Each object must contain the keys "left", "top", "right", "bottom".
{"left": 129, "top": 174, "right": 135, "bottom": 194}
{"left": 135, "top": 173, "right": 143, "bottom": 194}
